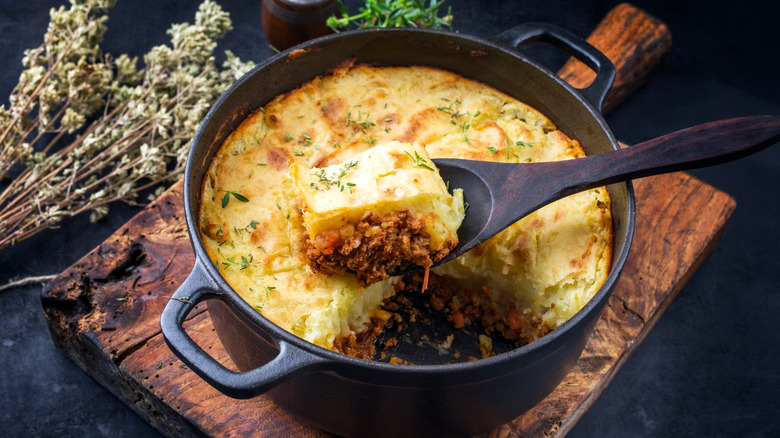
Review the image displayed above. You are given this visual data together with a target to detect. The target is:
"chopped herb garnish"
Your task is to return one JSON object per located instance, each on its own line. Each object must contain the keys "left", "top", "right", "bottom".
{"left": 222, "top": 190, "right": 249, "bottom": 208}
{"left": 436, "top": 99, "right": 481, "bottom": 145}
{"left": 222, "top": 254, "right": 257, "bottom": 270}
{"left": 312, "top": 160, "right": 359, "bottom": 191}
{"left": 404, "top": 150, "right": 435, "bottom": 171}
{"left": 504, "top": 138, "right": 536, "bottom": 159}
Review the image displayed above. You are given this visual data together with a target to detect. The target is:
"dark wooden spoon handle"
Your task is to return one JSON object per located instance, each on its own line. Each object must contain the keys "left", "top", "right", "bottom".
{"left": 487, "top": 115, "right": 780, "bottom": 240}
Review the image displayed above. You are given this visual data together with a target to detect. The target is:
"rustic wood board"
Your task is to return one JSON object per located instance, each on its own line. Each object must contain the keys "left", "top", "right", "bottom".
{"left": 39, "top": 4, "right": 734, "bottom": 437}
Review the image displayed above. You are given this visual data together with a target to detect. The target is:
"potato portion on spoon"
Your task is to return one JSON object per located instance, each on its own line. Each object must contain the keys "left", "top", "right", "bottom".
{"left": 291, "top": 141, "right": 465, "bottom": 287}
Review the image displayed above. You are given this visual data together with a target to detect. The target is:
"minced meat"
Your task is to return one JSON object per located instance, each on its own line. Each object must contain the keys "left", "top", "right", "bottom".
{"left": 306, "top": 209, "right": 456, "bottom": 287}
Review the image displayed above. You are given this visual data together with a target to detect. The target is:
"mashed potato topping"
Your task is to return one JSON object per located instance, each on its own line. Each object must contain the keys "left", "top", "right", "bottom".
{"left": 292, "top": 141, "right": 465, "bottom": 286}
{"left": 198, "top": 62, "right": 612, "bottom": 353}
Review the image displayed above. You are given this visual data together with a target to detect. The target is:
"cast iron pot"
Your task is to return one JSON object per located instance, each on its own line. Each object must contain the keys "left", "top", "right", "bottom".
{"left": 161, "top": 23, "right": 635, "bottom": 437}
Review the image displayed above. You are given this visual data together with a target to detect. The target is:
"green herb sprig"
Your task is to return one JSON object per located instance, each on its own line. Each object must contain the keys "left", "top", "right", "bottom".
{"left": 404, "top": 150, "right": 435, "bottom": 171}
{"left": 436, "top": 98, "right": 481, "bottom": 145}
{"left": 222, "top": 190, "right": 249, "bottom": 207}
{"left": 222, "top": 254, "right": 256, "bottom": 270}
{"left": 327, "top": 0, "right": 453, "bottom": 33}
{"left": 312, "top": 160, "right": 359, "bottom": 192}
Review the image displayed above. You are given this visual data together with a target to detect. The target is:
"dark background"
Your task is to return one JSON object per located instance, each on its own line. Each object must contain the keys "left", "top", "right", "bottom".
{"left": 0, "top": 0, "right": 778, "bottom": 436}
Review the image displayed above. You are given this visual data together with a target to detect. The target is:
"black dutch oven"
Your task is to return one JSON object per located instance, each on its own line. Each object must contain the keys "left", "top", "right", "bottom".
{"left": 161, "top": 23, "right": 635, "bottom": 437}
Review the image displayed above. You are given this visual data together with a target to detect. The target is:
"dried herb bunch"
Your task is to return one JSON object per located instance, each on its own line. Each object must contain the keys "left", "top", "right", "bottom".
{"left": 0, "top": 0, "right": 254, "bottom": 252}
{"left": 327, "top": 0, "right": 452, "bottom": 32}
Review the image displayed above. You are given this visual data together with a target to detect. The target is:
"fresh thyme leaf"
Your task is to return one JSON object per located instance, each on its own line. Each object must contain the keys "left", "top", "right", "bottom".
{"left": 505, "top": 139, "right": 536, "bottom": 158}
{"left": 222, "top": 190, "right": 249, "bottom": 207}
{"left": 327, "top": 0, "right": 453, "bottom": 32}
{"left": 312, "top": 160, "right": 359, "bottom": 191}
{"left": 223, "top": 253, "right": 257, "bottom": 270}
{"left": 436, "top": 99, "right": 481, "bottom": 145}
{"left": 405, "top": 150, "right": 435, "bottom": 171}
{"left": 232, "top": 191, "right": 249, "bottom": 202}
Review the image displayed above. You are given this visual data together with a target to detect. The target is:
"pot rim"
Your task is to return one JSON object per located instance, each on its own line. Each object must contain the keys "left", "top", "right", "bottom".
{"left": 179, "top": 26, "right": 636, "bottom": 378}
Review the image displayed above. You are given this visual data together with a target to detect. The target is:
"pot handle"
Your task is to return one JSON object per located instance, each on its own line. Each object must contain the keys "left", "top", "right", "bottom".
{"left": 490, "top": 23, "right": 616, "bottom": 112}
{"left": 160, "top": 259, "right": 327, "bottom": 399}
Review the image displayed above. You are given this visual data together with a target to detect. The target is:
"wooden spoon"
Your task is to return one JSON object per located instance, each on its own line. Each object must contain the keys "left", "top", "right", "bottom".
{"left": 397, "top": 115, "right": 780, "bottom": 275}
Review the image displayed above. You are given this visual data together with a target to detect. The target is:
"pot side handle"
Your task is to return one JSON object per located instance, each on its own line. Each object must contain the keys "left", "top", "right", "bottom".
{"left": 160, "top": 259, "right": 326, "bottom": 399}
{"left": 490, "top": 22, "right": 616, "bottom": 112}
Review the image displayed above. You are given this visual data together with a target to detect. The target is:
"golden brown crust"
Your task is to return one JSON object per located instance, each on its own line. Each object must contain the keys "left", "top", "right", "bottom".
{"left": 197, "top": 63, "right": 613, "bottom": 355}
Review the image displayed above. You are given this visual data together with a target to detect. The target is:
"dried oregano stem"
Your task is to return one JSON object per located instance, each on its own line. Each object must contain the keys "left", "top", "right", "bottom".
{"left": 0, "top": 0, "right": 255, "bottom": 252}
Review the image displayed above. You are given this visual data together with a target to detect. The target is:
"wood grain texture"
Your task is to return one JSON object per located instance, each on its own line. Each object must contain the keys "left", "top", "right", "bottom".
{"left": 39, "top": 4, "right": 731, "bottom": 438}
{"left": 558, "top": 2, "right": 673, "bottom": 114}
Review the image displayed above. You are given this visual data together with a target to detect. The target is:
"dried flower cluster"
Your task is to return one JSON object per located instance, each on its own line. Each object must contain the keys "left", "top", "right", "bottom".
{"left": 0, "top": 0, "right": 255, "bottom": 252}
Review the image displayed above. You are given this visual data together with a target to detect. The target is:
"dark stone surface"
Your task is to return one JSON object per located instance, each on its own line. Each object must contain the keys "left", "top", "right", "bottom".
{"left": 0, "top": 0, "right": 777, "bottom": 436}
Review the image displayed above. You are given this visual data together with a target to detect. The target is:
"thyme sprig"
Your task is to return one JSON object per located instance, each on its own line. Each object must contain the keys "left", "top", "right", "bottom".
{"left": 404, "top": 150, "right": 435, "bottom": 171}
{"left": 0, "top": 0, "right": 254, "bottom": 253}
{"left": 489, "top": 138, "right": 536, "bottom": 159}
{"left": 222, "top": 254, "right": 257, "bottom": 270}
{"left": 312, "top": 160, "right": 358, "bottom": 192}
{"left": 221, "top": 190, "right": 249, "bottom": 208}
{"left": 327, "top": 0, "right": 453, "bottom": 32}
{"left": 436, "top": 98, "right": 481, "bottom": 146}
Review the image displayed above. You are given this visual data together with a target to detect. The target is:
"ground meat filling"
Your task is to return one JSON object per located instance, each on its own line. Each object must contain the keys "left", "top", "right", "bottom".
{"left": 306, "top": 209, "right": 456, "bottom": 287}
{"left": 417, "top": 273, "right": 552, "bottom": 345}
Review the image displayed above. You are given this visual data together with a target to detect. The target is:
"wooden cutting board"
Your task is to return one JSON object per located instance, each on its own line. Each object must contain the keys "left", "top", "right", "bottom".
{"left": 41, "top": 4, "right": 729, "bottom": 437}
